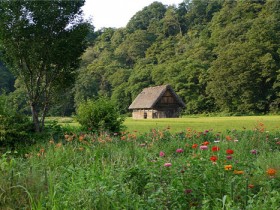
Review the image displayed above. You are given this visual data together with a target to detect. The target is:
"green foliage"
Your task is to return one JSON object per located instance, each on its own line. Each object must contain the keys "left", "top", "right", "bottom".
{"left": 75, "top": 0, "right": 280, "bottom": 115}
{"left": 127, "top": 2, "right": 167, "bottom": 31}
{"left": 207, "top": 0, "right": 280, "bottom": 114}
{"left": 0, "top": 94, "right": 33, "bottom": 148}
{"left": 76, "top": 97, "right": 125, "bottom": 133}
{"left": 0, "top": 61, "right": 14, "bottom": 94}
{"left": 0, "top": 0, "right": 91, "bottom": 131}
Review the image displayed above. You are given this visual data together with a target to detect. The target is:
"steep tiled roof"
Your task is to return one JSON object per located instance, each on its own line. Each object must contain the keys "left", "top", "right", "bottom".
{"left": 129, "top": 84, "right": 185, "bottom": 109}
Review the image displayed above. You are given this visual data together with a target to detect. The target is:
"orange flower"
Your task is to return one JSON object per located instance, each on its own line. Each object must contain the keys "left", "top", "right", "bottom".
{"left": 224, "top": 165, "right": 233, "bottom": 171}
{"left": 192, "top": 144, "right": 198, "bottom": 149}
{"left": 226, "top": 149, "right": 234, "bottom": 155}
{"left": 203, "top": 141, "right": 209, "bottom": 145}
{"left": 233, "top": 170, "right": 244, "bottom": 175}
{"left": 225, "top": 136, "right": 232, "bottom": 141}
{"left": 66, "top": 136, "right": 73, "bottom": 142}
{"left": 56, "top": 143, "right": 62, "bottom": 148}
{"left": 79, "top": 135, "right": 85, "bottom": 141}
{"left": 266, "top": 168, "right": 277, "bottom": 176}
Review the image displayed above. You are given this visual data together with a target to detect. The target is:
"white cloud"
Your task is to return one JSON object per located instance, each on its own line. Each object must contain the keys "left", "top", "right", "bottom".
{"left": 82, "top": 0, "right": 183, "bottom": 30}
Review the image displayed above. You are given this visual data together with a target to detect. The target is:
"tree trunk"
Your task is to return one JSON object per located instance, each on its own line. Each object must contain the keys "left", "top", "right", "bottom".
{"left": 41, "top": 102, "right": 49, "bottom": 132}
{"left": 30, "top": 103, "right": 40, "bottom": 132}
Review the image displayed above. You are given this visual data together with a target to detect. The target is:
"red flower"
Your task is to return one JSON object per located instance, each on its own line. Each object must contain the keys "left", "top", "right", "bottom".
{"left": 212, "top": 146, "right": 220, "bottom": 152}
{"left": 203, "top": 141, "right": 210, "bottom": 145}
{"left": 210, "top": 155, "right": 218, "bottom": 162}
{"left": 226, "top": 149, "right": 234, "bottom": 155}
{"left": 192, "top": 144, "right": 198, "bottom": 149}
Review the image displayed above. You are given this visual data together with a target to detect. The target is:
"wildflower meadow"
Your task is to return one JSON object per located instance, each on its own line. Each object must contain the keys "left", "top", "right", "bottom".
{"left": 0, "top": 122, "right": 280, "bottom": 209}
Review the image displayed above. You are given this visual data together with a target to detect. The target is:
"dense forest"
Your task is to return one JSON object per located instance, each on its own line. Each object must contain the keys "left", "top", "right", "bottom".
{"left": 1, "top": 0, "right": 280, "bottom": 116}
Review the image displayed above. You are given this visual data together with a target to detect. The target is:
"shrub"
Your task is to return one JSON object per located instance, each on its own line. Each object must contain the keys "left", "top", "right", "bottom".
{"left": 0, "top": 94, "right": 33, "bottom": 149}
{"left": 76, "top": 97, "right": 125, "bottom": 133}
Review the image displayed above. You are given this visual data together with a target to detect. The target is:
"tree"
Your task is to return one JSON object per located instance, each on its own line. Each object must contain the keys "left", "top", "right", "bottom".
{"left": 162, "top": 6, "right": 182, "bottom": 37}
{"left": 115, "top": 30, "right": 156, "bottom": 66}
{"left": 0, "top": 0, "right": 90, "bottom": 132}
{"left": 0, "top": 61, "right": 15, "bottom": 93}
{"left": 127, "top": 2, "right": 167, "bottom": 31}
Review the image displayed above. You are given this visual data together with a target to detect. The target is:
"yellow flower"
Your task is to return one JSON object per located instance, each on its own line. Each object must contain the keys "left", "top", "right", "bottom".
{"left": 224, "top": 165, "right": 233, "bottom": 171}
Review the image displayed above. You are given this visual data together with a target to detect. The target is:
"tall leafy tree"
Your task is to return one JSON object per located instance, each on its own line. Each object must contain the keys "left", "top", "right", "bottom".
{"left": 127, "top": 2, "right": 167, "bottom": 31}
{"left": 162, "top": 6, "right": 182, "bottom": 37}
{"left": 0, "top": 0, "right": 90, "bottom": 131}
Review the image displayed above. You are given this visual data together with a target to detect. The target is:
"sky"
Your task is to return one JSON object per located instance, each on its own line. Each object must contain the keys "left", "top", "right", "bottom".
{"left": 82, "top": 0, "right": 184, "bottom": 30}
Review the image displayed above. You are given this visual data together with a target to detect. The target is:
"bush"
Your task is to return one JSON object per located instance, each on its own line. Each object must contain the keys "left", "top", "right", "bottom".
{"left": 0, "top": 94, "right": 33, "bottom": 149}
{"left": 76, "top": 97, "right": 125, "bottom": 133}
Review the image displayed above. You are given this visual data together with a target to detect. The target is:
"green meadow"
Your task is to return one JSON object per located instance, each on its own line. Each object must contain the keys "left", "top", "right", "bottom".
{"left": 52, "top": 115, "right": 280, "bottom": 134}
{"left": 124, "top": 115, "right": 280, "bottom": 133}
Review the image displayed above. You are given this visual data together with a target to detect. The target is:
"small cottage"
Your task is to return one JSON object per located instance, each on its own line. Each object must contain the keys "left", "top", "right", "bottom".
{"left": 129, "top": 85, "right": 185, "bottom": 119}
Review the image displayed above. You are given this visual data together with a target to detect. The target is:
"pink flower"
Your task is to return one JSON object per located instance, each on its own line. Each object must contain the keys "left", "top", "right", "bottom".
{"left": 176, "top": 148, "right": 184, "bottom": 153}
{"left": 251, "top": 149, "right": 257, "bottom": 155}
{"left": 200, "top": 145, "right": 208, "bottom": 150}
{"left": 159, "top": 151, "right": 165, "bottom": 157}
{"left": 164, "top": 163, "right": 172, "bottom": 167}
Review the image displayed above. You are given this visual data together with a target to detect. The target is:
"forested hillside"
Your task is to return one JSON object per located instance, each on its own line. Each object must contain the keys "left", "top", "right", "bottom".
{"left": 75, "top": 0, "right": 280, "bottom": 115}
{"left": 1, "top": 0, "right": 279, "bottom": 116}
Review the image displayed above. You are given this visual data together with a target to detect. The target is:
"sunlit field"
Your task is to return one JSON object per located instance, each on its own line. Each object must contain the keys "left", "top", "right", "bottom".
{"left": 48, "top": 115, "right": 280, "bottom": 134}
{"left": 124, "top": 115, "right": 280, "bottom": 133}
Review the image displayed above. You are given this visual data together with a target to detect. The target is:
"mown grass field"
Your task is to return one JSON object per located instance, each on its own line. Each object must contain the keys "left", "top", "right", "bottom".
{"left": 124, "top": 115, "right": 280, "bottom": 133}
{"left": 50, "top": 115, "right": 280, "bottom": 134}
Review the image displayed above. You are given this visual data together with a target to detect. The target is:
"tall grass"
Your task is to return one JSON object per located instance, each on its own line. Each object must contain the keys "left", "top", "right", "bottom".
{"left": 0, "top": 122, "right": 279, "bottom": 209}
